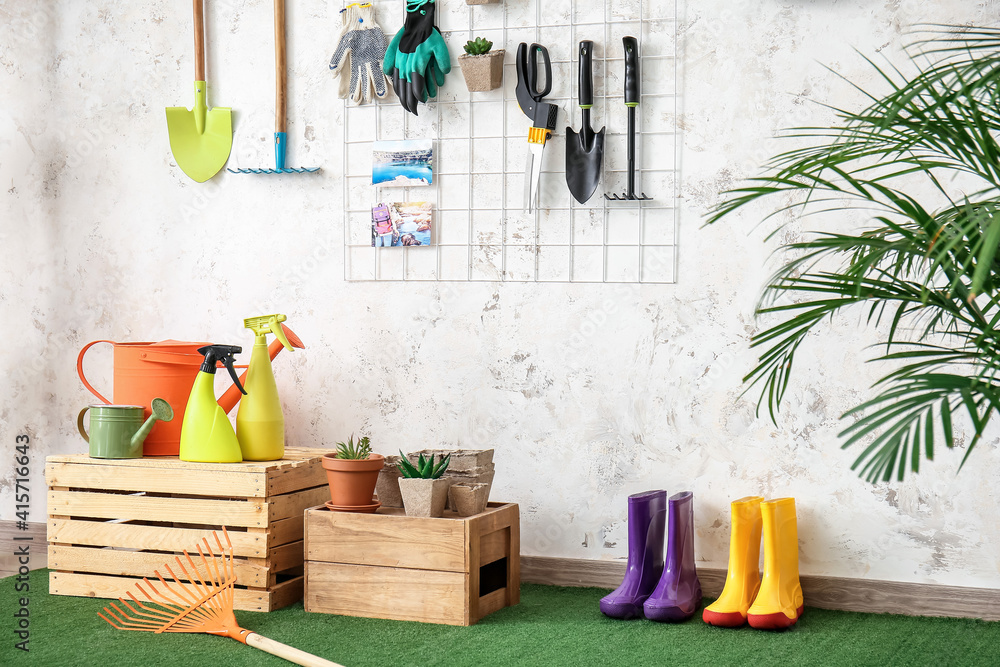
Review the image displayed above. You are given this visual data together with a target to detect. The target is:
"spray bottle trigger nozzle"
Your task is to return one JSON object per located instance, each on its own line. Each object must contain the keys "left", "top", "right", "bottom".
{"left": 223, "top": 355, "right": 247, "bottom": 395}
{"left": 273, "top": 318, "right": 293, "bottom": 351}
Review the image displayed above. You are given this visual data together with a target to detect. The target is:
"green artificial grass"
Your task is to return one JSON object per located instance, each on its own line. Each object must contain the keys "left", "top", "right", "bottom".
{"left": 2, "top": 569, "right": 998, "bottom": 666}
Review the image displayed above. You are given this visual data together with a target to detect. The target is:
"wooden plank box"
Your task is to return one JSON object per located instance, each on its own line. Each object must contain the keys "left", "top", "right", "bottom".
{"left": 305, "top": 502, "right": 519, "bottom": 626}
{"left": 45, "top": 447, "right": 330, "bottom": 612}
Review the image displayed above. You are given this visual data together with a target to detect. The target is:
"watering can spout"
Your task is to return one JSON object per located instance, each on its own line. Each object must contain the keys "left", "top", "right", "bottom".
{"left": 218, "top": 323, "right": 305, "bottom": 414}
{"left": 130, "top": 398, "right": 174, "bottom": 450}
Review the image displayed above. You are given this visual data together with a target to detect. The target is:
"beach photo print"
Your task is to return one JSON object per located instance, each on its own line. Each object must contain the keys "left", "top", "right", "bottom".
{"left": 371, "top": 202, "right": 433, "bottom": 247}
{"left": 372, "top": 139, "right": 433, "bottom": 187}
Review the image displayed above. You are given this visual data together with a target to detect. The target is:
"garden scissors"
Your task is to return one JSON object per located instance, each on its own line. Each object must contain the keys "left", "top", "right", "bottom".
{"left": 516, "top": 42, "right": 559, "bottom": 213}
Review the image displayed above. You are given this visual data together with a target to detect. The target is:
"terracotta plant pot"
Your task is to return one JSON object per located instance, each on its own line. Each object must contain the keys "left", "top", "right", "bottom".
{"left": 449, "top": 482, "right": 490, "bottom": 517}
{"left": 375, "top": 455, "right": 404, "bottom": 508}
{"left": 458, "top": 50, "right": 505, "bottom": 92}
{"left": 398, "top": 477, "right": 451, "bottom": 518}
{"left": 322, "top": 452, "right": 384, "bottom": 507}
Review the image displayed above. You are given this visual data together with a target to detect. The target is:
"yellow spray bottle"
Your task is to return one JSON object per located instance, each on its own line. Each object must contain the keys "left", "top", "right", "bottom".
{"left": 179, "top": 345, "right": 246, "bottom": 463}
{"left": 237, "top": 314, "right": 295, "bottom": 461}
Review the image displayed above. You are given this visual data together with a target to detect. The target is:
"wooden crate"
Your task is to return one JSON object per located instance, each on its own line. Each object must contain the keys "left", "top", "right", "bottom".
{"left": 45, "top": 447, "right": 329, "bottom": 612}
{"left": 304, "top": 502, "right": 519, "bottom": 626}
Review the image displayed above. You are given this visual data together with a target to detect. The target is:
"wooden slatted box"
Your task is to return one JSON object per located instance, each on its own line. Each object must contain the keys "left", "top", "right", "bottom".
{"left": 304, "top": 502, "right": 519, "bottom": 625}
{"left": 46, "top": 447, "right": 329, "bottom": 611}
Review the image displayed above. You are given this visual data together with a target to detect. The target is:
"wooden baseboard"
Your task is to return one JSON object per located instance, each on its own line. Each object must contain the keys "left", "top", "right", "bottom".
{"left": 9, "top": 519, "right": 997, "bottom": 621}
{"left": 521, "top": 555, "right": 1000, "bottom": 621}
{"left": 0, "top": 520, "right": 47, "bottom": 579}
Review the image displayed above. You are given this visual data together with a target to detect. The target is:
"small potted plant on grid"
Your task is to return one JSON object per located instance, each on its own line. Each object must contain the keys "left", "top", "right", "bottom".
{"left": 321, "top": 435, "right": 384, "bottom": 511}
{"left": 396, "top": 451, "right": 451, "bottom": 517}
{"left": 458, "top": 37, "right": 504, "bottom": 92}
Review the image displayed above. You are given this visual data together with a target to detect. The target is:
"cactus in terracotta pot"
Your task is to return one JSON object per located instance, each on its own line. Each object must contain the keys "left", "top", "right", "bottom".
{"left": 458, "top": 37, "right": 504, "bottom": 92}
{"left": 321, "top": 435, "right": 384, "bottom": 509}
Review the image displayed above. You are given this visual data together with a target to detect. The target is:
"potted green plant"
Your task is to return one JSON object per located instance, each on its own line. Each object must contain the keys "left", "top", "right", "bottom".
{"left": 396, "top": 451, "right": 451, "bottom": 517}
{"left": 707, "top": 27, "right": 1000, "bottom": 482}
{"left": 321, "top": 435, "right": 384, "bottom": 508}
{"left": 413, "top": 447, "right": 494, "bottom": 509}
{"left": 458, "top": 37, "right": 504, "bottom": 92}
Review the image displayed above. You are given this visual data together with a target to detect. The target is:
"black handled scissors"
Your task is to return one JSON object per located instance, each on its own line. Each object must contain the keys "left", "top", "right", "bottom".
{"left": 515, "top": 43, "right": 558, "bottom": 212}
{"left": 516, "top": 43, "right": 554, "bottom": 122}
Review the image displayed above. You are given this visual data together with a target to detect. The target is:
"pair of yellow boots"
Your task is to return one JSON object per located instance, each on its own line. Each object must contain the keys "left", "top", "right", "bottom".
{"left": 703, "top": 496, "right": 803, "bottom": 630}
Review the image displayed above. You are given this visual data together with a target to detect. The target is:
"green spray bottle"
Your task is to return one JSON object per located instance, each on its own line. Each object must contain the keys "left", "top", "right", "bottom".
{"left": 179, "top": 345, "right": 246, "bottom": 463}
{"left": 236, "top": 314, "right": 295, "bottom": 461}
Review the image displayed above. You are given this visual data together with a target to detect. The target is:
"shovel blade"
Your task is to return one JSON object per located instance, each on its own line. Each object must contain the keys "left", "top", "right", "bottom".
{"left": 565, "top": 128, "right": 605, "bottom": 204}
{"left": 166, "top": 82, "right": 233, "bottom": 183}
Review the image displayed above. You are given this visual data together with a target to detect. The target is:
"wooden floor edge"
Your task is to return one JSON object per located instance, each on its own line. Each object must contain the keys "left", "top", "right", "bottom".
{"left": 520, "top": 555, "right": 1000, "bottom": 621}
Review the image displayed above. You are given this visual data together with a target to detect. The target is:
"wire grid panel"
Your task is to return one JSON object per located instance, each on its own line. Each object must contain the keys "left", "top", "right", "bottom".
{"left": 343, "top": 0, "right": 678, "bottom": 283}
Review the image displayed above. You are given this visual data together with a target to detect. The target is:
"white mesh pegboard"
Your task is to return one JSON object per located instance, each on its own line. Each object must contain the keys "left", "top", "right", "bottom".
{"left": 342, "top": 0, "right": 678, "bottom": 283}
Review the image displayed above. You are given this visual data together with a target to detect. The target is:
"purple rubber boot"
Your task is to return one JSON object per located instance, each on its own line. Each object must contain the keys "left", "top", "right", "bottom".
{"left": 643, "top": 490, "right": 702, "bottom": 622}
{"left": 599, "top": 490, "right": 667, "bottom": 619}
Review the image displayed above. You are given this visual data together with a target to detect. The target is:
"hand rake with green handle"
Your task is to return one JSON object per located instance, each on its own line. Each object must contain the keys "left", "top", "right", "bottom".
{"left": 229, "top": 0, "right": 319, "bottom": 174}
{"left": 166, "top": 0, "right": 233, "bottom": 183}
{"left": 99, "top": 528, "right": 343, "bottom": 667}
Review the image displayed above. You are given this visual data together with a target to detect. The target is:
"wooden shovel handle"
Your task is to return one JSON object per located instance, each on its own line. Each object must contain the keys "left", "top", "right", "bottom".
{"left": 274, "top": 0, "right": 287, "bottom": 133}
{"left": 193, "top": 0, "right": 206, "bottom": 81}
{"left": 247, "top": 633, "right": 343, "bottom": 667}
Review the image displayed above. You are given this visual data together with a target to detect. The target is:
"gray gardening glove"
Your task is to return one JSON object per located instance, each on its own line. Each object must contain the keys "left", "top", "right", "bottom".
{"left": 330, "top": 3, "right": 392, "bottom": 103}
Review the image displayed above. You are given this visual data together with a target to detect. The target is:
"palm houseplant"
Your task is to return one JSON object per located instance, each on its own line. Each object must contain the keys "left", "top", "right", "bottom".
{"left": 397, "top": 451, "right": 451, "bottom": 517}
{"left": 709, "top": 26, "right": 1000, "bottom": 482}
{"left": 322, "top": 435, "right": 384, "bottom": 509}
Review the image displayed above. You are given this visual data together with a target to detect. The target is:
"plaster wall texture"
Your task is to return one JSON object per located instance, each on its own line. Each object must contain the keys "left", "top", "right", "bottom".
{"left": 2, "top": 0, "right": 1000, "bottom": 589}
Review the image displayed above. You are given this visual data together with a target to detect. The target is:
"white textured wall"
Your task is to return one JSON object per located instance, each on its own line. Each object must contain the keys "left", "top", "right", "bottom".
{"left": 2, "top": 0, "right": 1000, "bottom": 589}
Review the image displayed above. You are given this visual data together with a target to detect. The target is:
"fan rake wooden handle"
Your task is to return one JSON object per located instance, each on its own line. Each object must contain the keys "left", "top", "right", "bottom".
{"left": 274, "top": 0, "right": 287, "bottom": 134}
{"left": 247, "top": 633, "right": 344, "bottom": 667}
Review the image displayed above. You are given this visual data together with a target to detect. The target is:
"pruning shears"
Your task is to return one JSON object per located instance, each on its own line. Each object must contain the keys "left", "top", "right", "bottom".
{"left": 515, "top": 42, "right": 558, "bottom": 213}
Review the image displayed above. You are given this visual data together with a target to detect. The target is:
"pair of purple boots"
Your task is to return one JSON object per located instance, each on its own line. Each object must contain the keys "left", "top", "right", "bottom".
{"left": 600, "top": 490, "right": 701, "bottom": 621}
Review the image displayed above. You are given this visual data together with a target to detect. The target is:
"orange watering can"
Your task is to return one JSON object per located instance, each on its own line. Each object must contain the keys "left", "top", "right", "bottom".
{"left": 77, "top": 326, "right": 304, "bottom": 456}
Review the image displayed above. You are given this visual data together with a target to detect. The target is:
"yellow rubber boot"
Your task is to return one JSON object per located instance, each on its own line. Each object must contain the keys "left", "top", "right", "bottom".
{"left": 702, "top": 496, "right": 763, "bottom": 627}
{"left": 747, "top": 497, "right": 803, "bottom": 629}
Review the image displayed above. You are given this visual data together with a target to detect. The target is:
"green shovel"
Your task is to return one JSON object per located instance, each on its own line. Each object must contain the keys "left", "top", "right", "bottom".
{"left": 166, "top": 0, "right": 232, "bottom": 182}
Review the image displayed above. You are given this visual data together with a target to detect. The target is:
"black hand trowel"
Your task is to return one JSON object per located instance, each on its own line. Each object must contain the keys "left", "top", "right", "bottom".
{"left": 566, "top": 41, "right": 605, "bottom": 204}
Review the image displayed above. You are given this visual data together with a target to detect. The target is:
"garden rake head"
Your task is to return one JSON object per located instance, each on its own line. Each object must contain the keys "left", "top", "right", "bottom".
{"left": 99, "top": 528, "right": 342, "bottom": 667}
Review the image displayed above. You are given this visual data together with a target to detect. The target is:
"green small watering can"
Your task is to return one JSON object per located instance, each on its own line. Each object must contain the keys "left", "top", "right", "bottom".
{"left": 78, "top": 398, "right": 174, "bottom": 459}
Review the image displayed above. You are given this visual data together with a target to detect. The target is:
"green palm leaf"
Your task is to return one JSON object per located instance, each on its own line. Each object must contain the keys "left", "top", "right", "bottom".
{"left": 708, "top": 25, "right": 1000, "bottom": 481}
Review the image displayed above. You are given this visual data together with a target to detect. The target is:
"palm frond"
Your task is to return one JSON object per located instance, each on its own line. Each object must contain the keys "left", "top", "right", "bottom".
{"left": 708, "top": 26, "right": 1000, "bottom": 481}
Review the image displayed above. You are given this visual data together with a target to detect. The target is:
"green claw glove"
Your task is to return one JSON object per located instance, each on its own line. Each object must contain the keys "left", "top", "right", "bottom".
{"left": 382, "top": 0, "right": 451, "bottom": 115}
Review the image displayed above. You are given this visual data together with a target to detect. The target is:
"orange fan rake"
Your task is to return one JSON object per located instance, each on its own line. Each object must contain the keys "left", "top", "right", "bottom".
{"left": 99, "top": 528, "right": 342, "bottom": 667}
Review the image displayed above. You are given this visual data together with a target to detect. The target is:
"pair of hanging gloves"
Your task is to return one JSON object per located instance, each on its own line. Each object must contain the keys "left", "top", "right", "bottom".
{"left": 330, "top": 0, "right": 451, "bottom": 115}
{"left": 383, "top": 0, "right": 451, "bottom": 115}
{"left": 330, "top": 3, "right": 392, "bottom": 103}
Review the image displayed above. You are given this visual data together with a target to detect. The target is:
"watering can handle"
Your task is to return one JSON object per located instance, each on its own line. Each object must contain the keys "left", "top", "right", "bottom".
{"left": 77, "top": 407, "right": 90, "bottom": 443}
{"left": 77, "top": 340, "right": 114, "bottom": 405}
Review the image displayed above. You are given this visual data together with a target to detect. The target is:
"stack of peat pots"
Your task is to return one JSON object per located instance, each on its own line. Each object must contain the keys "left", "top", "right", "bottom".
{"left": 375, "top": 449, "right": 495, "bottom": 516}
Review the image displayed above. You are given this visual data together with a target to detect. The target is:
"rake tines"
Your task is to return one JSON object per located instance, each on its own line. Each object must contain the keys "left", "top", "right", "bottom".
{"left": 99, "top": 528, "right": 239, "bottom": 635}
{"left": 98, "top": 527, "right": 342, "bottom": 666}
